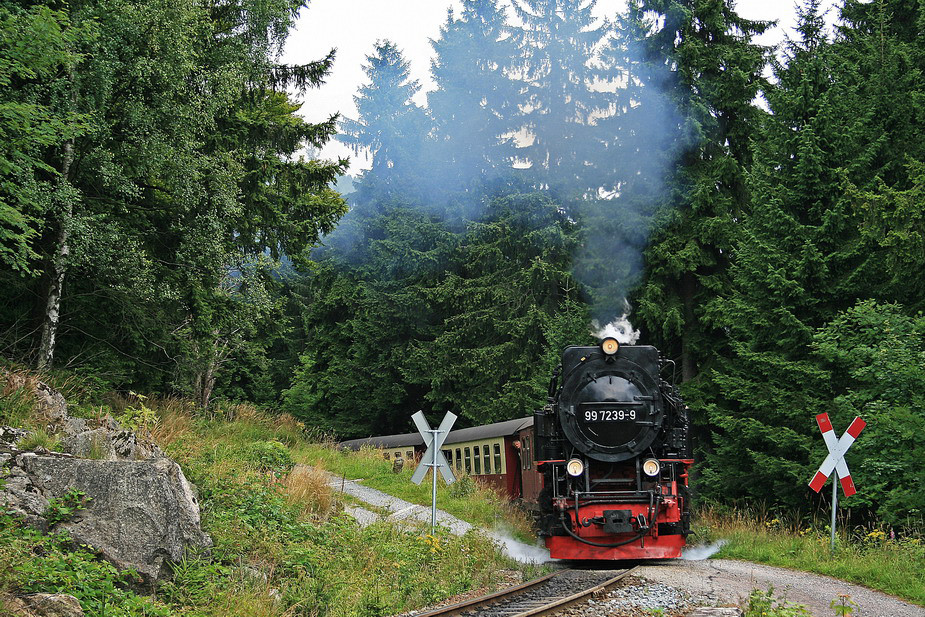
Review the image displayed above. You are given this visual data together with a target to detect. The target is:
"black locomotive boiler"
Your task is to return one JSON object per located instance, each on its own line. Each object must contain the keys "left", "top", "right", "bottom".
{"left": 534, "top": 337, "right": 692, "bottom": 559}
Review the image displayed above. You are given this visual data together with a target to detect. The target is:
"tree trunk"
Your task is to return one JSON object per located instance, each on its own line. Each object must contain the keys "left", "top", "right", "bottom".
{"left": 680, "top": 271, "right": 697, "bottom": 383}
{"left": 36, "top": 139, "right": 75, "bottom": 371}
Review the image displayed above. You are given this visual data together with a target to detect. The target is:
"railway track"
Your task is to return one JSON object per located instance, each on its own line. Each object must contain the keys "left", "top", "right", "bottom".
{"left": 414, "top": 567, "right": 638, "bottom": 617}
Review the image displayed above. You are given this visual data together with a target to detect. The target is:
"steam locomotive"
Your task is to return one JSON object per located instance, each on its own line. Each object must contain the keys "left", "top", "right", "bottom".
{"left": 534, "top": 337, "right": 692, "bottom": 559}
{"left": 340, "top": 338, "right": 692, "bottom": 560}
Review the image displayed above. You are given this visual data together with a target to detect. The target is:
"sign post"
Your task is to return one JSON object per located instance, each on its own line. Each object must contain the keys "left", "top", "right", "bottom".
{"left": 808, "top": 413, "right": 866, "bottom": 552}
{"left": 411, "top": 411, "right": 456, "bottom": 534}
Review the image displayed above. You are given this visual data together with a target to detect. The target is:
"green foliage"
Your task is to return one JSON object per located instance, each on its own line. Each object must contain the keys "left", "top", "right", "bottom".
{"left": 1, "top": 513, "right": 170, "bottom": 617}
{"left": 243, "top": 440, "right": 294, "bottom": 475}
{"left": 744, "top": 588, "right": 812, "bottom": 617}
{"left": 0, "top": 5, "right": 83, "bottom": 274}
{"left": 0, "top": 0, "right": 346, "bottom": 396}
{"left": 44, "top": 488, "right": 91, "bottom": 527}
{"left": 119, "top": 393, "right": 159, "bottom": 433}
{"left": 830, "top": 594, "right": 859, "bottom": 616}
{"left": 813, "top": 300, "right": 925, "bottom": 524}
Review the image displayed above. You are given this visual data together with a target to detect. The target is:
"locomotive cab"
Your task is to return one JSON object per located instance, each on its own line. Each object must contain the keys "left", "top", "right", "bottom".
{"left": 535, "top": 340, "right": 692, "bottom": 560}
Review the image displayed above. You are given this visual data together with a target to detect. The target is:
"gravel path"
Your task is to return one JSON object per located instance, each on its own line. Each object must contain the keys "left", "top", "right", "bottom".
{"left": 326, "top": 472, "right": 473, "bottom": 535}
{"left": 632, "top": 559, "right": 925, "bottom": 617}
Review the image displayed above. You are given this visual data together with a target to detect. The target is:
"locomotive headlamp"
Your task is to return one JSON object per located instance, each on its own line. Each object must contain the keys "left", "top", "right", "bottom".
{"left": 566, "top": 458, "right": 585, "bottom": 477}
{"left": 601, "top": 337, "right": 619, "bottom": 355}
{"left": 642, "top": 458, "right": 661, "bottom": 477}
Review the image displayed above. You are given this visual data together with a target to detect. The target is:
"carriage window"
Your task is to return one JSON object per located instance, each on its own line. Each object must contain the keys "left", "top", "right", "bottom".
{"left": 483, "top": 444, "right": 491, "bottom": 474}
{"left": 493, "top": 443, "right": 502, "bottom": 473}
{"left": 456, "top": 448, "right": 462, "bottom": 471}
{"left": 464, "top": 448, "right": 471, "bottom": 474}
{"left": 443, "top": 450, "right": 451, "bottom": 466}
{"left": 406, "top": 451, "right": 413, "bottom": 460}
{"left": 395, "top": 451, "right": 402, "bottom": 458}
{"left": 474, "top": 446, "right": 481, "bottom": 474}
{"left": 384, "top": 452, "right": 390, "bottom": 460}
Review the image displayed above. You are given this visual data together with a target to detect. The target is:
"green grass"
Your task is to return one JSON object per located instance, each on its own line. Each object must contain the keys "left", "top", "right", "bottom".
{"left": 697, "top": 506, "right": 925, "bottom": 606}
{"left": 151, "top": 405, "right": 542, "bottom": 616}
{"left": 0, "top": 384, "right": 37, "bottom": 428}
{"left": 16, "top": 428, "right": 60, "bottom": 452}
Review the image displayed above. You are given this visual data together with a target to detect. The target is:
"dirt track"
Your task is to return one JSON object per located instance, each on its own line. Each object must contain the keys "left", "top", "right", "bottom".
{"left": 634, "top": 559, "right": 925, "bottom": 617}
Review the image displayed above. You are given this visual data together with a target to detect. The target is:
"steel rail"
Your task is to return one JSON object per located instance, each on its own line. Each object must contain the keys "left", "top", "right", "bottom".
{"left": 412, "top": 571, "right": 561, "bottom": 617}
{"left": 512, "top": 567, "right": 637, "bottom": 617}
{"left": 412, "top": 566, "right": 638, "bottom": 617}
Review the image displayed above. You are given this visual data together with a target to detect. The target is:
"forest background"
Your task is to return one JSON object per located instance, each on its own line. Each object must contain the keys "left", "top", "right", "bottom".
{"left": 1, "top": 0, "right": 923, "bottom": 528}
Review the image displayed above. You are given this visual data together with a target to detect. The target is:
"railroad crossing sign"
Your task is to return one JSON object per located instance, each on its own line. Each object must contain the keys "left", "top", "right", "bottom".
{"left": 411, "top": 411, "right": 456, "bottom": 485}
{"left": 411, "top": 410, "right": 456, "bottom": 534}
{"left": 808, "top": 412, "right": 866, "bottom": 551}
{"left": 808, "top": 413, "right": 866, "bottom": 497}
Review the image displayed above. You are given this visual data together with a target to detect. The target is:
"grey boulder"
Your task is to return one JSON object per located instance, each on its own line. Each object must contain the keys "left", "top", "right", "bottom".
{"left": 3, "top": 593, "right": 85, "bottom": 617}
{"left": 1, "top": 453, "right": 211, "bottom": 589}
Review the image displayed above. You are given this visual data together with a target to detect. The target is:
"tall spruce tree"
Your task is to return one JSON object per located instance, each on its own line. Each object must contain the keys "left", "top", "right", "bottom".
{"left": 427, "top": 0, "right": 521, "bottom": 196}
{"left": 631, "top": 0, "right": 770, "bottom": 384}
{"left": 510, "top": 0, "right": 610, "bottom": 199}
{"left": 696, "top": 0, "right": 838, "bottom": 504}
{"left": 697, "top": 0, "right": 925, "bottom": 511}
{"left": 339, "top": 41, "right": 430, "bottom": 204}
{"left": 404, "top": 192, "right": 589, "bottom": 424}
{"left": 570, "top": 3, "right": 684, "bottom": 322}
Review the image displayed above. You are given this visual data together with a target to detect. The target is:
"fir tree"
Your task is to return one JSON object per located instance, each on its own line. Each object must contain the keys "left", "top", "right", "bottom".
{"left": 339, "top": 41, "right": 430, "bottom": 203}
{"left": 632, "top": 0, "right": 771, "bottom": 383}
{"left": 427, "top": 0, "right": 521, "bottom": 196}
{"left": 510, "top": 0, "right": 610, "bottom": 199}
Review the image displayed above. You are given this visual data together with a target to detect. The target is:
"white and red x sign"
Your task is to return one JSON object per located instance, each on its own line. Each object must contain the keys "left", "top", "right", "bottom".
{"left": 808, "top": 413, "right": 866, "bottom": 497}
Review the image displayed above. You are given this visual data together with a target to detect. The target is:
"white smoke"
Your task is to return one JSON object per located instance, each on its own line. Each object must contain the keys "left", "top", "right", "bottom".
{"left": 591, "top": 315, "right": 640, "bottom": 345}
{"left": 489, "top": 530, "right": 554, "bottom": 564}
{"left": 680, "top": 539, "right": 727, "bottom": 561}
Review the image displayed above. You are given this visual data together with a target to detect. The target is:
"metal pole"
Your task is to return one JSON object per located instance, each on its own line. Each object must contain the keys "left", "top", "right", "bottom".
{"left": 430, "top": 429, "right": 438, "bottom": 534}
{"left": 831, "top": 472, "right": 838, "bottom": 552}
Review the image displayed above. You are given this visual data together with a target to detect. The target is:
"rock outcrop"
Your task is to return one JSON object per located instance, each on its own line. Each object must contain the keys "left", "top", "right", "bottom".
{"left": 1, "top": 371, "right": 212, "bottom": 590}
{"left": 3, "top": 450, "right": 212, "bottom": 588}
{"left": 1, "top": 450, "right": 212, "bottom": 588}
{"left": 3, "top": 593, "right": 85, "bottom": 617}
{"left": 61, "top": 426, "right": 163, "bottom": 461}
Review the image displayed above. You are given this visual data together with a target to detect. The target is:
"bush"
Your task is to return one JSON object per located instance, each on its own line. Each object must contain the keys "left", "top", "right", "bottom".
{"left": 0, "top": 514, "right": 171, "bottom": 617}
{"left": 243, "top": 440, "right": 294, "bottom": 475}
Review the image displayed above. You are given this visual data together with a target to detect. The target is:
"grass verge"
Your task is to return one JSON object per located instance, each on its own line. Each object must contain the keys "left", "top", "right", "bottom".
{"left": 295, "top": 442, "right": 537, "bottom": 542}
{"left": 697, "top": 505, "right": 925, "bottom": 606}
{"left": 1, "top": 385, "right": 542, "bottom": 617}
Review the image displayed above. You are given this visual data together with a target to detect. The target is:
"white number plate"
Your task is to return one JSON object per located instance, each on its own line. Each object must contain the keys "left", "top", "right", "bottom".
{"left": 583, "top": 409, "right": 637, "bottom": 422}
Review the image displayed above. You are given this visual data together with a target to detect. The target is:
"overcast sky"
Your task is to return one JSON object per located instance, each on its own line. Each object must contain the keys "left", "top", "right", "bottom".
{"left": 282, "top": 0, "right": 839, "bottom": 170}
